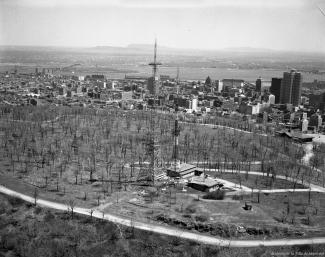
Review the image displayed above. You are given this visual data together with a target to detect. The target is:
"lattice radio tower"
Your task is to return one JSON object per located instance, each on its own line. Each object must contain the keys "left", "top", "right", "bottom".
{"left": 137, "top": 39, "right": 163, "bottom": 186}
{"left": 149, "top": 38, "right": 162, "bottom": 95}
{"left": 172, "top": 67, "right": 181, "bottom": 171}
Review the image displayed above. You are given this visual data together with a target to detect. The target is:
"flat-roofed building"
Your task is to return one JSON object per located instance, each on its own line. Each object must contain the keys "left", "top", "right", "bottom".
{"left": 188, "top": 176, "right": 223, "bottom": 192}
{"left": 166, "top": 163, "right": 202, "bottom": 178}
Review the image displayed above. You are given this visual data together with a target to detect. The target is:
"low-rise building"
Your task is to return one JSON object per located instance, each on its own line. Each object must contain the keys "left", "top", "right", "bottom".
{"left": 188, "top": 176, "right": 223, "bottom": 192}
{"left": 166, "top": 163, "right": 202, "bottom": 178}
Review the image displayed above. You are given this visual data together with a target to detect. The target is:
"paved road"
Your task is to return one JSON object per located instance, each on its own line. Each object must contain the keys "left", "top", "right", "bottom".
{"left": 194, "top": 160, "right": 324, "bottom": 174}
{"left": 179, "top": 120, "right": 261, "bottom": 136}
{"left": 204, "top": 169, "right": 325, "bottom": 193}
{"left": 1, "top": 184, "right": 325, "bottom": 247}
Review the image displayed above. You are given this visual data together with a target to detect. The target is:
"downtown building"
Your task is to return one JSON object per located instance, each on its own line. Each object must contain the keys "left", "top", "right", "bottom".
{"left": 255, "top": 77, "right": 262, "bottom": 92}
{"left": 280, "top": 70, "right": 302, "bottom": 106}
{"left": 270, "top": 78, "right": 282, "bottom": 104}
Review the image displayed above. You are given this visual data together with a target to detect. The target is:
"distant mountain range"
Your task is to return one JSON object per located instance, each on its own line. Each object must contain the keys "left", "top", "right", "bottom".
{"left": 90, "top": 44, "right": 285, "bottom": 57}
{"left": 94, "top": 44, "right": 275, "bottom": 52}
{"left": 1, "top": 44, "right": 324, "bottom": 58}
{"left": 91, "top": 44, "right": 323, "bottom": 56}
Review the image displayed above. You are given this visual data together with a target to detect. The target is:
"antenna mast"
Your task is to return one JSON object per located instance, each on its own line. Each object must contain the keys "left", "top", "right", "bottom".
{"left": 149, "top": 38, "right": 162, "bottom": 95}
{"left": 172, "top": 67, "right": 181, "bottom": 172}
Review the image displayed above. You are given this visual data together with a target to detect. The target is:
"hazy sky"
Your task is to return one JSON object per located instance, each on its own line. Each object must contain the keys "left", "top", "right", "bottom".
{"left": 1, "top": 0, "right": 325, "bottom": 52}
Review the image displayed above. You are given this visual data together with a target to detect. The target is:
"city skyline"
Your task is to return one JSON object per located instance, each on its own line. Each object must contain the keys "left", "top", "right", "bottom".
{"left": 1, "top": 0, "right": 325, "bottom": 52}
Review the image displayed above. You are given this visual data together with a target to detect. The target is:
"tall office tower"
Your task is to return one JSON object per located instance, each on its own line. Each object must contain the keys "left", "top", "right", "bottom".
{"left": 280, "top": 72, "right": 293, "bottom": 104}
{"left": 280, "top": 70, "right": 302, "bottom": 106}
{"left": 270, "top": 78, "right": 282, "bottom": 104}
{"left": 255, "top": 77, "right": 262, "bottom": 92}
{"left": 291, "top": 72, "right": 302, "bottom": 106}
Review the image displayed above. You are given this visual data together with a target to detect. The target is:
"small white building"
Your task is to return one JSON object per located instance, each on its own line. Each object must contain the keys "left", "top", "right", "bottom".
{"left": 302, "top": 113, "right": 308, "bottom": 133}
{"left": 191, "top": 98, "right": 198, "bottom": 111}
{"left": 216, "top": 80, "right": 223, "bottom": 92}
{"left": 268, "top": 94, "right": 275, "bottom": 104}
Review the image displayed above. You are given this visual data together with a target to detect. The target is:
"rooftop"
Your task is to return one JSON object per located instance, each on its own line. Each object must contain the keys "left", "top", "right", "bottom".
{"left": 189, "top": 176, "right": 221, "bottom": 188}
{"left": 167, "top": 163, "right": 198, "bottom": 173}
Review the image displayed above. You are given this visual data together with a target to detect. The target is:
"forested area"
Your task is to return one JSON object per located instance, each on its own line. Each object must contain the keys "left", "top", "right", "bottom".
{"left": 0, "top": 105, "right": 325, "bottom": 242}
{"left": 0, "top": 105, "right": 323, "bottom": 196}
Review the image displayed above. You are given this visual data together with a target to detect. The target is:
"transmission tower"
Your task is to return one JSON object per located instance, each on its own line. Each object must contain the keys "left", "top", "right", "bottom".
{"left": 172, "top": 68, "right": 181, "bottom": 172}
{"left": 148, "top": 38, "right": 162, "bottom": 95}
{"left": 171, "top": 111, "right": 181, "bottom": 172}
{"left": 137, "top": 39, "right": 163, "bottom": 186}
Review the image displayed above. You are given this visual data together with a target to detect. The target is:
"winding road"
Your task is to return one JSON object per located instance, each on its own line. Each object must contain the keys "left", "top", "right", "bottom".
{"left": 1, "top": 184, "right": 325, "bottom": 248}
{"left": 203, "top": 169, "right": 325, "bottom": 193}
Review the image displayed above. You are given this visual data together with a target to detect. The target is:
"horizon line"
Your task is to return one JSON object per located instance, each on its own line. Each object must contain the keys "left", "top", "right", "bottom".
{"left": 1, "top": 44, "right": 325, "bottom": 55}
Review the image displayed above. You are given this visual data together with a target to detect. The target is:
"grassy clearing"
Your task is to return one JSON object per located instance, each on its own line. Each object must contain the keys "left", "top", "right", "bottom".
{"left": 255, "top": 192, "right": 325, "bottom": 236}
{"left": 1, "top": 193, "right": 325, "bottom": 257}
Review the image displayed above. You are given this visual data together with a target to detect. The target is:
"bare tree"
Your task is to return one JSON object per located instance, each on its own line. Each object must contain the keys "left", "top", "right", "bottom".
{"left": 67, "top": 198, "right": 76, "bottom": 219}
{"left": 33, "top": 187, "right": 38, "bottom": 206}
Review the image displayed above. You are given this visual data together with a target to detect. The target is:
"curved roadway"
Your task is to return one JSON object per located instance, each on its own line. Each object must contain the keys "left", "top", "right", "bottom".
{"left": 1, "top": 184, "right": 325, "bottom": 248}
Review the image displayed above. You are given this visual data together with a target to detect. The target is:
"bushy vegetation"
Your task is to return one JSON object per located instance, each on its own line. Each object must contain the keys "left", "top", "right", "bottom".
{"left": 203, "top": 190, "right": 226, "bottom": 200}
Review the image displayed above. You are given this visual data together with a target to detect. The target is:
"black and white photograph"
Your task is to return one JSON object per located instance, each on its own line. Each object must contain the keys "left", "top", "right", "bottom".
{"left": 0, "top": 0, "right": 325, "bottom": 256}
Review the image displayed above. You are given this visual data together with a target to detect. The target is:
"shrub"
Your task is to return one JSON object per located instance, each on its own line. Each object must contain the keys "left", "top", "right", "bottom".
{"left": 202, "top": 190, "right": 225, "bottom": 200}
{"left": 0, "top": 203, "right": 7, "bottom": 215}
{"left": 34, "top": 206, "right": 42, "bottom": 215}
{"left": 170, "top": 236, "right": 182, "bottom": 246}
{"left": 25, "top": 202, "right": 34, "bottom": 208}
{"left": 195, "top": 214, "right": 209, "bottom": 222}
{"left": 7, "top": 196, "right": 24, "bottom": 206}
{"left": 249, "top": 246, "right": 267, "bottom": 257}
{"left": 232, "top": 194, "right": 243, "bottom": 200}
{"left": 184, "top": 204, "right": 197, "bottom": 214}
{"left": 1, "top": 233, "right": 21, "bottom": 251}
{"left": 43, "top": 210, "right": 55, "bottom": 222}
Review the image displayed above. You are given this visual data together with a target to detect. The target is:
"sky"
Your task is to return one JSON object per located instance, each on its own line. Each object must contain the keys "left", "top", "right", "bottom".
{"left": 0, "top": 0, "right": 325, "bottom": 52}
